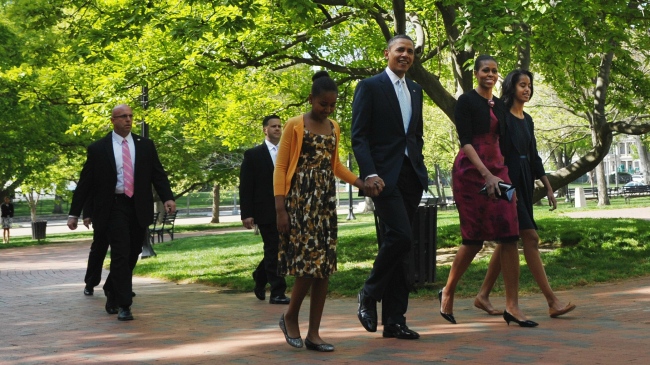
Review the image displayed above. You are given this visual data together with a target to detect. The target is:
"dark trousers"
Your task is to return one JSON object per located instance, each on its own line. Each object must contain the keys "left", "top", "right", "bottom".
{"left": 253, "top": 223, "right": 287, "bottom": 297}
{"left": 364, "top": 158, "right": 422, "bottom": 325}
{"left": 84, "top": 238, "right": 109, "bottom": 288}
{"left": 102, "top": 195, "right": 145, "bottom": 308}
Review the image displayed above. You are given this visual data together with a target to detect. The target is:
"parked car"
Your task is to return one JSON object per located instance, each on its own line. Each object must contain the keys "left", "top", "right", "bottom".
{"left": 632, "top": 174, "right": 645, "bottom": 183}
{"left": 624, "top": 181, "right": 645, "bottom": 187}
{"left": 608, "top": 172, "right": 632, "bottom": 184}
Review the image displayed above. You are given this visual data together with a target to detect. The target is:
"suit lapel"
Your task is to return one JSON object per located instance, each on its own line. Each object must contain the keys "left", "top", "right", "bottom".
{"left": 102, "top": 132, "right": 117, "bottom": 174}
{"left": 379, "top": 72, "right": 404, "bottom": 130}
{"left": 132, "top": 133, "right": 143, "bottom": 175}
{"left": 260, "top": 143, "right": 274, "bottom": 172}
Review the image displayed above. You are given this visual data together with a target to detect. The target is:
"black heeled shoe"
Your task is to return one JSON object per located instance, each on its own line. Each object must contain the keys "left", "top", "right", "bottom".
{"left": 503, "top": 310, "right": 538, "bottom": 327}
{"left": 438, "top": 288, "right": 456, "bottom": 324}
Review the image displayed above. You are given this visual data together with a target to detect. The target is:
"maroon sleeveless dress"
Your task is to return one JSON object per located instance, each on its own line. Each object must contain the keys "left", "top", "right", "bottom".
{"left": 452, "top": 108, "right": 518, "bottom": 242}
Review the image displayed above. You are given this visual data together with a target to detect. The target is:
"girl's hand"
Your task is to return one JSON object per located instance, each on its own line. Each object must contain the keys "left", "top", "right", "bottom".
{"left": 547, "top": 189, "right": 557, "bottom": 211}
{"left": 276, "top": 208, "right": 290, "bottom": 234}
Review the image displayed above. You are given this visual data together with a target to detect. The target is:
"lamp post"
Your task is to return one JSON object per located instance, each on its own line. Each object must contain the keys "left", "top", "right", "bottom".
{"left": 140, "top": 85, "right": 156, "bottom": 258}
{"left": 346, "top": 153, "right": 356, "bottom": 220}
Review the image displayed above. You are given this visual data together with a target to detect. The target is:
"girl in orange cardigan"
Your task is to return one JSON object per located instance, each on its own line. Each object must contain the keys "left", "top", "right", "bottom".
{"left": 274, "top": 71, "right": 370, "bottom": 352}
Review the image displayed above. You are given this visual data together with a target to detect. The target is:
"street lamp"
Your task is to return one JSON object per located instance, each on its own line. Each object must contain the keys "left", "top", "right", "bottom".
{"left": 346, "top": 153, "right": 356, "bottom": 220}
{"left": 140, "top": 85, "right": 156, "bottom": 258}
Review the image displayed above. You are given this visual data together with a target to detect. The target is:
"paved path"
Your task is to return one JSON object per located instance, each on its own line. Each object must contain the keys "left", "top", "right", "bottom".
{"left": 1, "top": 210, "right": 650, "bottom": 364}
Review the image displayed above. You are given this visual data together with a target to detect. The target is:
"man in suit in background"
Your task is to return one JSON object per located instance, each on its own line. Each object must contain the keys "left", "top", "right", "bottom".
{"left": 352, "top": 34, "right": 429, "bottom": 339}
{"left": 68, "top": 104, "right": 175, "bottom": 321}
{"left": 239, "top": 115, "right": 289, "bottom": 305}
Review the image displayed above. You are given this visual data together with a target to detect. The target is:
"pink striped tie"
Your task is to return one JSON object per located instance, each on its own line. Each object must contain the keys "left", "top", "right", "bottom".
{"left": 122, "top": 139, "right": 134, "bottom": 197}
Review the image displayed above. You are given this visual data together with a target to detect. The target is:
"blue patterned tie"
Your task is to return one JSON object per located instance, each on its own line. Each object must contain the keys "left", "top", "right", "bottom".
{"left": 396, "top": 80, "right": 411, "bottom": 132}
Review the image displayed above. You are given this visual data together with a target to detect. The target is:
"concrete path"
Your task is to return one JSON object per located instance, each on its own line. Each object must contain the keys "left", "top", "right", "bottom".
{"left": 1, "top": 210, "right": 650, "bottom": 364}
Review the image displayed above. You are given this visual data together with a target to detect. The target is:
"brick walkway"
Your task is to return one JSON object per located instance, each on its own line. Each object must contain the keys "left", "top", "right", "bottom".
{"left": 2, "top": 222, "right": 650, "bottom": 364}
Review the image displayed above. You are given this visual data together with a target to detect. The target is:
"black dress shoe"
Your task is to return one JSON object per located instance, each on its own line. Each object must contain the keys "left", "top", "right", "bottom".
{"left": 269, "top": 295, "right": 290, "bottom": 304}
{"left": 104, "top": 291, "right": 118, "bottom": 315}
{"left": 117, "top": 307, "right": 134, "bottom": 321}
{"left": 254, "top": 286, "right": 265, "bottom": 301}
{"left": 84, "top": 286, "right": 94, "bottom": 296}
{"left": 305, "top": 338, "right": 335, "bottom": 352}
{"left": 382, "top": 324, "right": 420, "bottom": 339}
{"left": 357, "top": 289, "right": 377, "bottom": 332}
{"left": 252, "top": 272, "right": 265, "bottom": 300}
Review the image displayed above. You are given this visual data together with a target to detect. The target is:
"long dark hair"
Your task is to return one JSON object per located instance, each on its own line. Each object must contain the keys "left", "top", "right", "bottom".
{"left": 501, "top": 69, "right": 534, "bottom": 109}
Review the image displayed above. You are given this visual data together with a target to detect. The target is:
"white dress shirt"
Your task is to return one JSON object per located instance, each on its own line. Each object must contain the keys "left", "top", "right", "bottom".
{"left": 264, "top": 139, "right": 278, "bottom": 166}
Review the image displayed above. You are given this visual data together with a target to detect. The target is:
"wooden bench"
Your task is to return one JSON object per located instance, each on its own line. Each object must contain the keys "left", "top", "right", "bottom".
{"left": 621, "top": 185, "right": 650, "bottom": 203}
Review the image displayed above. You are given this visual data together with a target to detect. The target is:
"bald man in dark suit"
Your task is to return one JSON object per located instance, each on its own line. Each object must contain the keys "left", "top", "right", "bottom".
{"left": 68, "top": 104, "right": 175, "bottom": 321}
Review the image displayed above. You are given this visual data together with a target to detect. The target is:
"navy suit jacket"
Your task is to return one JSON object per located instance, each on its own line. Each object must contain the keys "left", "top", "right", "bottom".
{"left": 69, "top": 132, "right": 174, "bottom": 232}
{"left": 239, "top": 142, "right": 276, "bottom": 225}
{"left": 351, "top": 71, "right": 429, "bottom": 193}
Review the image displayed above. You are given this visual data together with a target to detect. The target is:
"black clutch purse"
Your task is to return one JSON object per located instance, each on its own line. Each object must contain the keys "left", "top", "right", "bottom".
{"left": 479, "top": 182, "right": 515, "bottom": 202}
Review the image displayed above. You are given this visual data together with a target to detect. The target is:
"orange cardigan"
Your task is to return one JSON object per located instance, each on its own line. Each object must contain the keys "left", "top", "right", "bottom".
{"left": 274, "top": 115, "right": 358, "bottom": 196}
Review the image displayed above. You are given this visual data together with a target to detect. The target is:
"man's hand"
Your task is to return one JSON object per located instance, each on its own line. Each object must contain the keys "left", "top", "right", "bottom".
{"left": 164, "top": 200, "right": 176, "bottom": 213}
{"left": 67, "top": 217, "right": 78, "bottom": 230}
{"left": 242, "top": 217, "right": 255, "bottom": 229}
{"left": 363, "top": 176, "right": 385, "bottom": 197}
{"left": 82, "top": 217, "right": 92, "bottom": 229}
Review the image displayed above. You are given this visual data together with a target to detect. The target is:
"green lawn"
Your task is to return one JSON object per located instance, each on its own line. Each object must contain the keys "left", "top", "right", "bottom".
{"left": 134, "top": 197, "right": 650, "bottom": 299}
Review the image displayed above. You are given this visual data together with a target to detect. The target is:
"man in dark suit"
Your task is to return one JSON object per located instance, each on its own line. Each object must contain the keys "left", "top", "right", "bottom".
{"left": 239, "top": 115, "right": 289, "bottom": 305}
{"left": 351, "top": 35, "right": 429, "bottom": 339}
{"left": 80, "top": 199, "right": 106, "bottom": 296}
{"left": 68, "top": 104, "right": 175, "bottom": 321}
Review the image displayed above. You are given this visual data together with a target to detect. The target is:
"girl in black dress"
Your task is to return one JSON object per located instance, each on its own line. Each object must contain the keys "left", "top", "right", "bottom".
{"left": 474, "top": 69, "right": 576, "bottom": 318}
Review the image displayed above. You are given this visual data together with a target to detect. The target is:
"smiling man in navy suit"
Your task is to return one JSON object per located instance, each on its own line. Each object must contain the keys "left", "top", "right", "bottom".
{"left": 68, "top": 104, "right": 175, "bottom": 321}
{"left": 352, "top": 35, "right": 429, "bottom": 340}
{"left": 239, "top": 115, "right": 289, "bottom": 305}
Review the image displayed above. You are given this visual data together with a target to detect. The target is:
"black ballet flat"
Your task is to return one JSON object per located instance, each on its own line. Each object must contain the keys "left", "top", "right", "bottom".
{"left": 503, "top": 310, "right": 538, "bottom": 327}
{"left": 305, "top": 338, "right": 334, "bottom": 352}
{"left": 438, "top": 289, "right": 456, "bottom": 324}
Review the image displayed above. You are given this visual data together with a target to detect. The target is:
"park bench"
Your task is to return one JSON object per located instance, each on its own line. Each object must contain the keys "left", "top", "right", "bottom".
{"left": 150, "top": 211, "right": 178, "bottom": 243}
{"left": 621, "top": 185, "right": 650, "bottom": 203}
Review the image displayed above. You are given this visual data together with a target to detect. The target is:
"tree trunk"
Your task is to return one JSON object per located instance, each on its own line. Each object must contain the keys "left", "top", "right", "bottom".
{"left": 52, "top": 194, "right": 63, "bottom": 214}
{"left": 211, "top": 183, "right": 220, "bottom": 224}
{"left": 534, "top": 48, "right": 616, "bottom": 203}
{"left": 361, "top": 196, "right": 374, "bottom": 213}
{"left": 633, "top": 135, "right": 649, "bottom": 182}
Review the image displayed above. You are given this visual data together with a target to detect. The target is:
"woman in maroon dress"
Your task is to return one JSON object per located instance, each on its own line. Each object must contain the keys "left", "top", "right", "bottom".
{"left": 438, "top": 55, "right": 537, "bottom": 327}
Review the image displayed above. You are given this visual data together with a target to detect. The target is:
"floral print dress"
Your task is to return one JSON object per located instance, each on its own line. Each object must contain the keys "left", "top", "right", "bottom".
{"left": 278, "top": 124, "right": 338, "bottom": 278}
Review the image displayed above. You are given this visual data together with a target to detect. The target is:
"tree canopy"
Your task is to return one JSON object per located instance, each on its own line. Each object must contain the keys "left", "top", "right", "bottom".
{"left": 1, "top": 0, "right": 649, "bottom": 205}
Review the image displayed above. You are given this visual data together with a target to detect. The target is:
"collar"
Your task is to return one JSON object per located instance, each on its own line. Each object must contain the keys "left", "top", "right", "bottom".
{"left": 264, "top": 139, "right": 278, "bottom": 150}
{"left": 385, "top": 67, "right": 406, "bottom": 85}
{"left": 112, "top": 131, "right": 133, "bottom": 144}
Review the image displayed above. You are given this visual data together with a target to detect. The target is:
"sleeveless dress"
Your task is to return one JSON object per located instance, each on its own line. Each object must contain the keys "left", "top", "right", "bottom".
{"left": 452, "top": 107, "right": 519, "bottom": 242}
{"left": 278, "top": 125, "right": 338, "bottom": 278}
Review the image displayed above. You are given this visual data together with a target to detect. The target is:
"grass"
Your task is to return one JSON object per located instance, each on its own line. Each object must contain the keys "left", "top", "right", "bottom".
{"left": 133, "top": 197, "right": 650, "bottom": 299}
{"left": 4, "top": 195, "right": 649, "bottom": 299}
